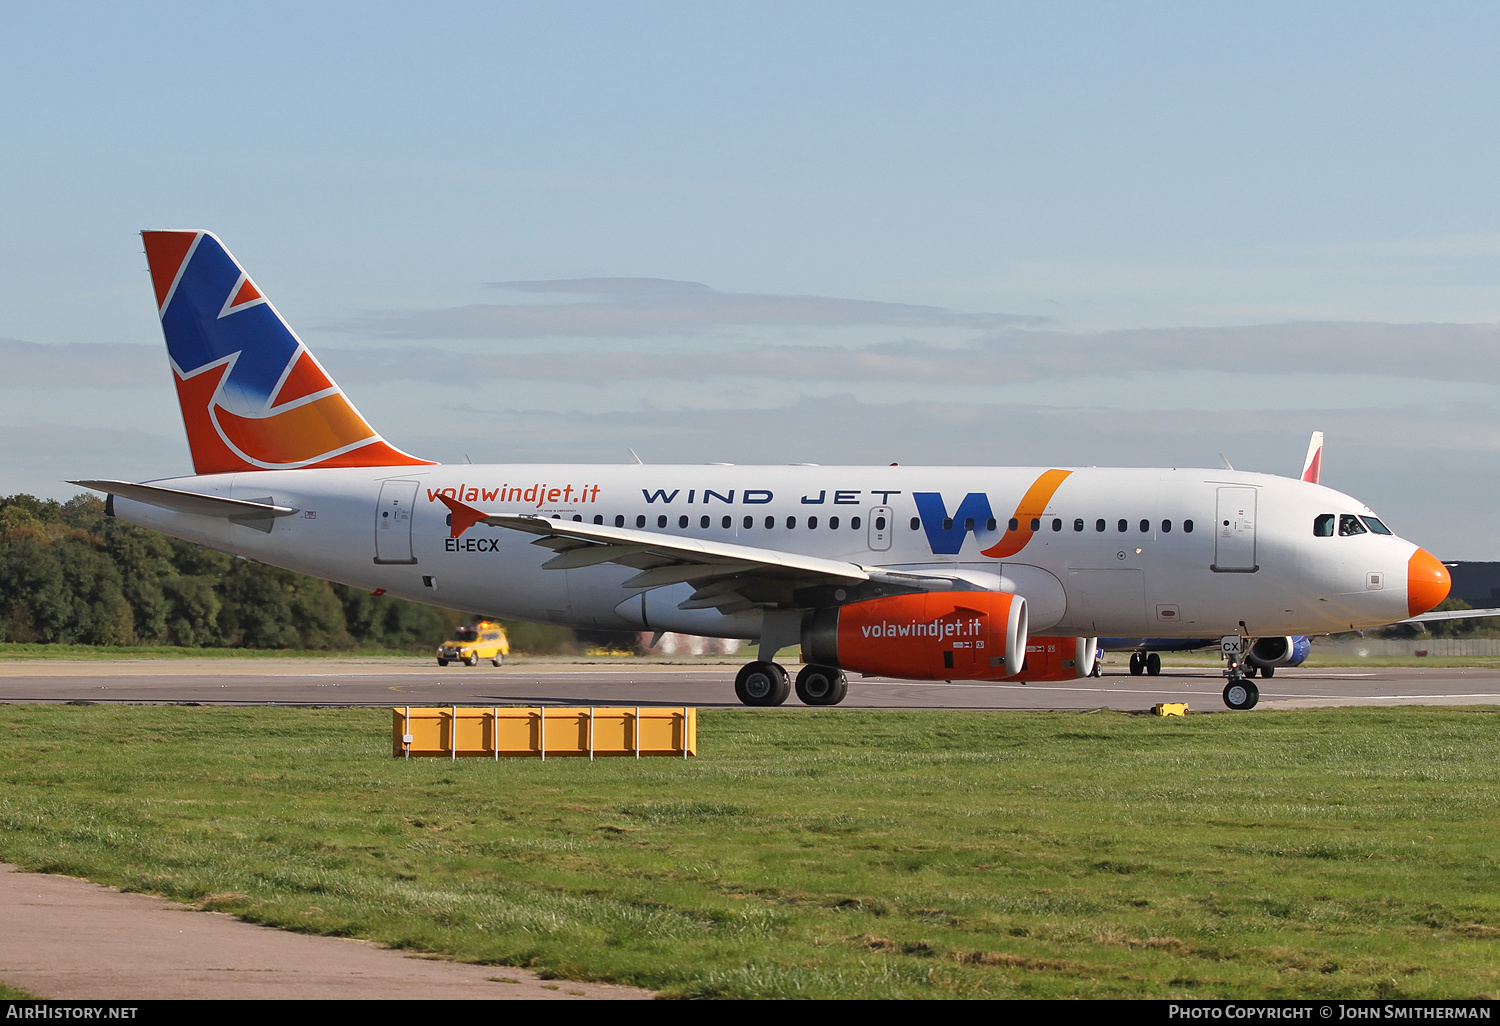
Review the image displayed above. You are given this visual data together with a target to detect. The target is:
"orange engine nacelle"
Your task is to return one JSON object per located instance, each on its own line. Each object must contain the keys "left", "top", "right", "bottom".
{"left": 802, "top": 591, "right": 1029, "bottom": 680}
{"left": 1007, "top": 636, "right": 1099, "bottom": 682}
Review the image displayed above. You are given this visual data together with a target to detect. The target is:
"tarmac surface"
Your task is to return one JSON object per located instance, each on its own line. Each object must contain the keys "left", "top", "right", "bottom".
{"left": 0, "top": 864, "right": 649, "bottom": 1001}
{"left": 1, "top": 657, "right": 1499, "bottom": 711}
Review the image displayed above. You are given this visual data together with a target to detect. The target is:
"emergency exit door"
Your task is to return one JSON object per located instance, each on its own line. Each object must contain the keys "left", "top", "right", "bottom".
{"left": 374, "top": 479, "right": 420, "bottom": 565}
{"left": 1212, "top": 486, "right": 1257, "bottom": 572}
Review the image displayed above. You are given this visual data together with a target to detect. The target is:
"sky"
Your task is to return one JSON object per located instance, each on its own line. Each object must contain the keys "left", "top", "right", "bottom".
{"left": 4, "top": 2, "right": 1500, "bottom": 556}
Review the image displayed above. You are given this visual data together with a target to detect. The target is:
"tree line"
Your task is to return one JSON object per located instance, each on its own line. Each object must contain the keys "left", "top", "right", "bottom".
{"left": 0, "top": 492, "right": 606, "bottom": 653}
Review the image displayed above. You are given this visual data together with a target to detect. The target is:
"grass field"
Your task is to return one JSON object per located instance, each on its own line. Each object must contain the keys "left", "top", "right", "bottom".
{"left": 0, "top": 705, "right": 1497, "bottom": 998}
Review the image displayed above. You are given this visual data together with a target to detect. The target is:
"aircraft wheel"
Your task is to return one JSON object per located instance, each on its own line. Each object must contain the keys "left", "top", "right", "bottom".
{"left": 1145, "top": 652, "right": 1161, "bottom": 676}
{"left": 1244, "top": 664, "right": 1258, "bottom": 678}
{"left": 735, "top": 661, "right": 790, "bottom": 706}
{"left": 795, "top": 665, "right": 847, "bottom": 706}
{"left": 437, "top": 658, "right": 448, "bottom": 667}
{"left": 1259, "top": 664, "right": 1275, "bottom": 678}
{"left": 1223, "top": 680, "right": 1260, "bottom": 711}
{"left": 465, "top": 653, "right": 479, "bottom": 667}
{"left": 1129, "top": 652, "right": 1145, "bottom": 675}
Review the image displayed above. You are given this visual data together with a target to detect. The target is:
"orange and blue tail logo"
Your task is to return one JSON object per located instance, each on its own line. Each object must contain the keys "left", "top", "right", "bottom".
{"left": 141, "top": 230, "right": 433, "bottom": 475}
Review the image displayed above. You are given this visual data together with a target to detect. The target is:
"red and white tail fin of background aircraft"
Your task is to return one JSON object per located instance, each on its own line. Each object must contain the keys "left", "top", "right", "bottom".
{"left": 1301, "top": 431, "right": 1324, "bottom": 485}
{"left": 73, "top": 231, "right": 1454, "bottom": 710}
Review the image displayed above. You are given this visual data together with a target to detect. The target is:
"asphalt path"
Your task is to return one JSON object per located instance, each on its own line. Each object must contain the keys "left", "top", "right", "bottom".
{"left": 2, "top": 659, "right": 1499, "bottom": 711}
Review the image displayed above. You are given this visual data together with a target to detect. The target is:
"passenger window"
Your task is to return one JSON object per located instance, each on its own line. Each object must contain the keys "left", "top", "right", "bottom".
{"left": 851, "top": 516, "right": 862, "bottom": 529}
{"left": 987, "top": 518, "right": 998, "bottom": 531}
{"left": 963, "top": 517, "right": 974, "bottom": 531}
{"left": 1313, "top": 513, "right": 1335, "bottom": 537}
{"left": 1339, "top": 514, "right": 1367, "bottom": 537}
{"left": 1361, "top": 516, "right": 1393, "bottom": 535}
{"left": 1007, "top": 518, "right": 1018, "bottom": 531}
{"left": 573, "top": 514, "right": 582, "bottom": 522}
{"left": 943, "top": 518, "right": 954, "bottom": 531}
{"left": 1138, "top": 519, "right": 1147, "bottom": 533}
{"left": 700, "top": 515, "right": 709, "bottom": 529}
{"left": 787, "top": 516, "right": 797, "bottom": 529}
{"left": 765, "top": 516, "right": 775, "bottom": 529}
{"left": 1074, "top": 518, "right": 1084, "bottom": 532}
{"left": 722, "top": 515, "right": 732, "bottom": 529}
{"left": 910, "top": 517, "right": 921, "bottom": 530}
{"left": 636, "top": 515, "right": 646, "bottom": 528}
{"left": 1052, "top": 518, "right": 1062, "bottom": 532}
{"left": 743, "top": 515, "right": 753, "bottom": 529}
{"left": 1161, "top": 520, "right": 1171, "bottom": 533}
{"left": 1030, "top": 518, "right": 1040, "bottom": 532}
{"left": 830, "top": 516, "right": 840, "bottom": 530}
{"left": 678, "top": 515, "right": 688, "bottom": 529}
{"left": 1117, "top": 519, "right": 1128, "bottom": 533}
{"left": 808, "top": 516, "right": 818, "bottom": 529}
{"left": 1184, "top": 519, "right": 1194, "bottom": 533}
{"left": 1095, "top": 519, "right": 1106, "bottom": 532}
{"left": 593, "top": 515, "right": 603, "bottom": 525}
{"left": 658, "top": 515, "right": 668, "bottom": 529}
{"left": 875, "top": 516, "right": 886, "bottom": 530}
{"left": 615, "top": 515, "right": 625, "bottom": 527}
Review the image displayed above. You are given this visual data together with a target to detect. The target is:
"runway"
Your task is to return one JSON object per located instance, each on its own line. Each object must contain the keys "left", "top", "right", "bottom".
{"left": 2, "top": 658, "right": 1498, "bottom": 711}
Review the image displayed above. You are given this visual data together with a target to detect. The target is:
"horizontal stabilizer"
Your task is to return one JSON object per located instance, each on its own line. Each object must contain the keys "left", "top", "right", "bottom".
{"left": 69, "top": 479, "right": 299, "bottom": 519}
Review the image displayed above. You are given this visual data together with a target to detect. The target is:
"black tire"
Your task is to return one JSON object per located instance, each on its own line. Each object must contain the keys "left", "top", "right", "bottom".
{"left": 1145, "top": 652, "right": 1161, "bottom": 676}
{"left": 437, "top": 658, "right": 448, "bottom": 667}
{"left": 1244, "top": 664, "right": 1258, "bottom": 678}
{"left": 1223, "top": 680, "right": 1260, "bottom": 711}
{"left": 465, "top": 653, "right": 479, "bottom": 667}
{"left": 1259, "top": 664, "right": 1275, "bottom": 678}
{"left": 1129, "top": 652, "right": 1144, "bottom": 676}
{"left": 492, "top": 654, "right": 503, "bottom": 667}
{"left": 795, "top": 665, "right": 847, "bottom": 706}
{"left": 735, "top": 661, "right": 790, "bottom": 706}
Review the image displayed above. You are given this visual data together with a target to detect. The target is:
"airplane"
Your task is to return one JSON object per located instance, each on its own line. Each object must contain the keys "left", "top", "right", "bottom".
{"left": 71, "top": 231, "right": 1454, "bottom": 711}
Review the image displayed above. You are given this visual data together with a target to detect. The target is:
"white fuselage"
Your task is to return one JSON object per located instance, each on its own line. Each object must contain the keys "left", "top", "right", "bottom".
{"left": 111, "top": 463, "right": 1421, "bottom": 642}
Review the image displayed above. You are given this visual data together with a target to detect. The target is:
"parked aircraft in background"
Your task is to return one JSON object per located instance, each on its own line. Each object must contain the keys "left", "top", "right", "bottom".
{"left": 73, "top": 232, "right": 1453, "bottom": 710}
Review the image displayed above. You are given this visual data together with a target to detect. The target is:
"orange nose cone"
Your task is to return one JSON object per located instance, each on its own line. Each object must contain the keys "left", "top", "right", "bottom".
{"left": 1407, "top": 548, "right": 1451, "bottom": 617}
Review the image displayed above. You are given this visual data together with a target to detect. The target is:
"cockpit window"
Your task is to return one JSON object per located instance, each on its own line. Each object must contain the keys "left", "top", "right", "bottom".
{"left": 1313, "top": 513, "right": 1335, "bottom": 537}
{"left": 1360, "top": 516, "right": 1393, "bottom": 535}
{"left": 1338, "top": 514, "right": 1368, "bottom": 537}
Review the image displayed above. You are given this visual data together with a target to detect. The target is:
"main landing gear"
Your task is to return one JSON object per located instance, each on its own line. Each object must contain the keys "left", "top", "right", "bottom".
{"left": 733, "top": 662, "right": 848, "bottom": 706}
{"left": 1128, "top": 651, "right": 1162, "bottom": 676}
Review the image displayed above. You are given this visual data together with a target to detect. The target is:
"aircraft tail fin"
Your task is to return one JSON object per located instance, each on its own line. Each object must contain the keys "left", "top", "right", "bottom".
{"left": 141, "top": 230, "right": 433, "bottom": 475}
{"left": 1300, "top": 431, "right": 1324, "bottom": 484}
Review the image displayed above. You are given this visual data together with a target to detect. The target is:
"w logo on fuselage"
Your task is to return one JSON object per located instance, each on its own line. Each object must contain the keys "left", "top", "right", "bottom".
{"left": 914, "top": 470, "right": 1072, "bottom": 559}
{"left": 143, "top": 231, "right": 430, "bottom": 474}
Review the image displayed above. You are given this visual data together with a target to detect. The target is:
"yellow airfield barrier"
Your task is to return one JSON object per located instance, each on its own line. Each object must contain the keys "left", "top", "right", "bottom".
{"left": 393, "top": 706, "right": 697, "bottom": 760}
{"left": 1152, "top": 702, "right": 1189, "bottom": 717}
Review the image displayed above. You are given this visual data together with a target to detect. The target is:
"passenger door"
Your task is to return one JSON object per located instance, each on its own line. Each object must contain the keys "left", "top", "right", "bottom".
{"left": 1213, "top": 486, "right": 1257, "bottom": 572}
{"left": 374, "top": 479, "right": 420, "bottom": 564}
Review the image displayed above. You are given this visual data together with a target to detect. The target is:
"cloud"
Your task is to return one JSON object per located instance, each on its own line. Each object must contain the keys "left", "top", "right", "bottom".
{"left": 325, "top": 277, "right": 1043, "bottom": 339}
{"left": 0, "top": 337, "right": 164, "bottom": 388}
{"left": 310, "top": 319, "right": 1500, "bottom": 387}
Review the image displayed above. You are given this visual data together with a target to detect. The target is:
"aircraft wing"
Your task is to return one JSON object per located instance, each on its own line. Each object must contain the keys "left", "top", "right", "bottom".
{"left": 438, "top": 494, "right": 983, "bottom": 614}
{"left": 1400, "top": 606, "right": 1500, "bottom": 624}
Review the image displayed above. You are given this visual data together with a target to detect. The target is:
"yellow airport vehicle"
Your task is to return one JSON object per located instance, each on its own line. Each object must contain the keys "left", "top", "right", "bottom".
{"left": 436, "top": 621, "right": 510, "bottom": 667}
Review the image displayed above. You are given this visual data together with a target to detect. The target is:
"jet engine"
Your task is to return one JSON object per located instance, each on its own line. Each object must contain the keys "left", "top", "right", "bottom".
{"left": 1247, "top": 635, "right": 1311, "bottom": 669}
{"left": 802, "top": 591, "right": 1028, "bottom": 680}
{"left": 1009, "top": 636, "right": 1099, "bottom": 681}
